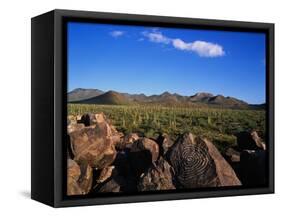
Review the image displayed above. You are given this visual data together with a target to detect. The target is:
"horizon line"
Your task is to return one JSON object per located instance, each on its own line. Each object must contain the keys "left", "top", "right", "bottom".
{"left": 68, "top": 87, "right": 265, "bottom": 105}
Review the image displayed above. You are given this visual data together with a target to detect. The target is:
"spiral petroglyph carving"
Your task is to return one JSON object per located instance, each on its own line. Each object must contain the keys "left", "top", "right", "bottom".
{"left": 169, "top": 133, "right": 219, "bottom": 188}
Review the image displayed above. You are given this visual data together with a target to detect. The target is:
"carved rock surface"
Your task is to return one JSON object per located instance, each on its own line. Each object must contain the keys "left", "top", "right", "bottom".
{"left": 169, "top": 133, "right": 241, "bottom": 188}
{"left": 138, "top": 157, "right": 175, "bottom": 191}
{"left": 69, "top": 122, "right": 116, "bottom": 169}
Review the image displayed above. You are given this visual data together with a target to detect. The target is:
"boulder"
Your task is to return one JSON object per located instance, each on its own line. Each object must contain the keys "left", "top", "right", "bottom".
{"left": 110, "top": 125, "right": 124, "bottom": 147}
{"left": 138, "top": 157, "right": 175, "bottom": 191}
{"left": 168, "top": 133, "right": 241, "bottom": 188}
{"left": 129, "top": 138, "right": 159, "bottom": 176}
{"left": 235, "top": 131, "right": 266, "bottom": 151}
{"left": 225, "top": 147, "right": 240, "bottom": 163}
{"left": 78, "top": 161, "right": 93, "bottom": 194}
{"left": 67, "top": 115, "right": 77, "bottom": 125}
{"left": 96, "top": 166, "right": 137, "bottom": 193}
{"left": 67, "top": 159, "right": 82, "bottom": 195}
{"left": 67, "top": 159, "right": 81, "bottom": 181}
{"left": 116, "top": 133, "right": 139, "bottom": 150}
{"left": 96, "top": 166, "right": 116, "bottom": 184}
{"left": 156, "top": 133, "right": 174, "bottom": 156}
{"left": 80, "top": 113, "right": 106, "bottom": 126}
{"left": 69, "top": 122, "right": 116, "bottom": 169}
{"left": 67, "top": 123, "right": 85, "bottom": 134}
{"left": 240, "top": 150, "right": 267, "bottom": 187}
{"left": 97, "top": 175, "right": 126, "bottom": 193}
{"left": 78, "top": 113, "right": 123, "bottom": 147}
{"left": 131, "top": 138, "right": 159, "bottom": 162}
{"left": 113, "top": 151, "right": 131, "bottom": 176}
{"left": 201, "top": 138, "right": 241, "bottom": 187}
{"left": 251, "top": 131, "right": 266, "bottom": 150}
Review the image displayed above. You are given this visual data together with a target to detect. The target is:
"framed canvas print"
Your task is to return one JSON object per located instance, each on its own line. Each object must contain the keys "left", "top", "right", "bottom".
{"left": 31, "top": 9, "right": 274, "bottom": 207}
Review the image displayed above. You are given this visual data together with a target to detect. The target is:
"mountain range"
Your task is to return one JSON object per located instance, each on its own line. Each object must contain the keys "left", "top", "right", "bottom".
{"left": 68, "top": 88, "right": 265, "bottom": 109}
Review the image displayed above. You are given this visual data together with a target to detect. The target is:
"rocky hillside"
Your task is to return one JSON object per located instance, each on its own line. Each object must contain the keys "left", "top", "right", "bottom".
{"left": 68, "top": 88, "right": 104, "bottom": 102}
{"left": 68, "top": 88, "right": 263, "bottom": 109}
{"left": 78, "top": 90, "right": 129, "bottom": 105}
{"left": 67, "top": 113, "right": 267, "bottom": 195}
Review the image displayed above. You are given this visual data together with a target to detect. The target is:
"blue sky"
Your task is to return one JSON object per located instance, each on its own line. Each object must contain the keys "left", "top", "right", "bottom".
{"left": 67, "top": 22, "right": 266, "bottom": 104}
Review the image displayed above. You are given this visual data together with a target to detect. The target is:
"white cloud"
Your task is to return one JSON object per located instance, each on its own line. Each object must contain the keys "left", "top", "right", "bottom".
{"left": 172, "top": 39, "right": 190, "bottom": 50}
{"left": 172, "top": 39, "right": 225, "bottom": 57}
{"left": 110, "top": 30, "right": 125, "bottom": 38}
{"left": 142, "top": 31, "right": 170, "bottom": 44}
{"left": 143, "top": 31, "right": 225, "bottom": 57}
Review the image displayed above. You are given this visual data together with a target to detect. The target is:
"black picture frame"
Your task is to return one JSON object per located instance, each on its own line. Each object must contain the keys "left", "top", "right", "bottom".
{"left": 31, "top": 9, "right": 274, "bottom": 207}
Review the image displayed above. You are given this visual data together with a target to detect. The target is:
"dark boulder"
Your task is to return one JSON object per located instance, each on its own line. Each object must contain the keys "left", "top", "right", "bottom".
{"left": 225, "top": 147, "right": 240, "bottom": 163}
{"left": 129, "top": 138, "right": 159, "bottom": 176}
{"left": 131, "top": 138, "right": 159, "bottom": 162}
{"left": 96, "top": 167, "right": 137, "bottom": 193}
{"left": 235, "top": 131, "right": 266, "bottom": 151}
{"left": 240, "top": 150, "right": 267, "bottom": 187}
{"left": 116, "top": 133, "right": 139, "bottom": 150}
{"left": 156, "top": 133, "right": 174, "bottom": 156}
{"left": 97, "top": 176, "right": 125, "bottom": 193}
{"left": 138, "top": 157, "right": 175, "bottom": 191}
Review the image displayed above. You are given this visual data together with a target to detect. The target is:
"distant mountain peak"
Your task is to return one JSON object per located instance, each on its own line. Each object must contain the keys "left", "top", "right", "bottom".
{"left": 79, "top": 90, "right": 129, "bottom": 105}
{"left": 190, "top": 92, "right": 214, "bottom": 102}
{"left": 161, "top": 91, "right": 172, "bottom": 96}
{"left": 68, "top": 88, "right": 104, "bottom": 102}
{"left": 68, "top": 88, "right": 252, "bottom": 109}
{"left": 193, "top": 92, "right": 214, "bottom": 97}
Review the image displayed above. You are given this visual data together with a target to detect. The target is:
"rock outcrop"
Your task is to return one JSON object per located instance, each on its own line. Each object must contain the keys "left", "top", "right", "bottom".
{"left": 69, "top": 122, "right": 117, "bottom": 169}
{"left": 156, "top": 133, "right": 174, "bottom": 156}
{"left": 168, "top": 133, "right": 241, "bottom": 188}
{"left": 224, "top": 131, "right": 267, "bottom": 187}
{"left": 201, "top": 138, "right": 241, "bottom": 187}
{"left": 129, "top": 138, "right": 159, "bottom": 176}
{"left": 67, "top": 159, "right": 83, "bottom": 195}
{"left": 225, "top": 147, "right": 240, "bottom": 163}
{"left": 116, "top": 133, "right": 139, "bottom": 150}
{"left": 235, "top": 131, "right": 266, "bottom": 151}
{"left": 240, "top": 150, "right": 267, "bottom": 187}
{"left": 97, "top": 175, "right": 126, "bottom": 193}
{"left": 67, "top": 113, "right": 268, "bottom": 196}
{"left": 131, "top": 138, "right": 159, "bottom": 162}
{"left": 78, "top": 161, "right": 93, "bottom": 194}
{"left": 138, "top": 157, "right": 175, "bottom": 191}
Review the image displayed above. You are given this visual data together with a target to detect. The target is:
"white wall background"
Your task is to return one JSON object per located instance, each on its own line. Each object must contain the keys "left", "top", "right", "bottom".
{"left": 0, "top": 0, "right": 279, "bottom": 215}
